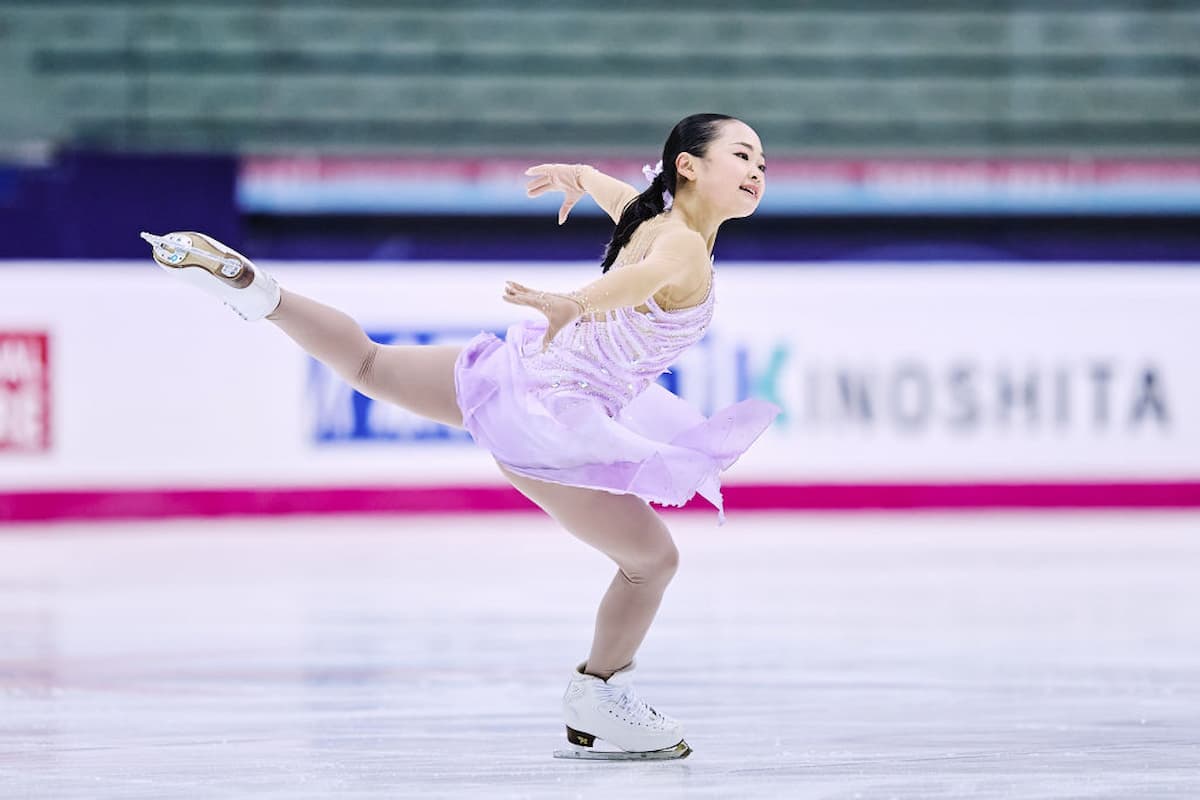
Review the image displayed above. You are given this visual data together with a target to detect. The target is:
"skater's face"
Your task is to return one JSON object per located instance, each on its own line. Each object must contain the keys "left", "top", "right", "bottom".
{"left": 675, "top": 120, "right": 765, "bottom": 220}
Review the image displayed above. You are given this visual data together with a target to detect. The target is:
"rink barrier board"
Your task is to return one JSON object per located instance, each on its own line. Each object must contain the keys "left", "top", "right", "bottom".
{"left": 3, "top": 481, "right": 1200, "bottom": 524}
{"left": 2, "top": 262, "right": 1199, "bottom": 503}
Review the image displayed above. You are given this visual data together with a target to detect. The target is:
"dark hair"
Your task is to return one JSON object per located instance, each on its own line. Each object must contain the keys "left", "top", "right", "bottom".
{"left": 599, "top": 113, "right": 736, "bottom": 273}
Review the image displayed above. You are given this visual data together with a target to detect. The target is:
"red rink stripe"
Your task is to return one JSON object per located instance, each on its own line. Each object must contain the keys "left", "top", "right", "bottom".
{"left": 2, "top": 482, "right": 1200, "bottom": 523}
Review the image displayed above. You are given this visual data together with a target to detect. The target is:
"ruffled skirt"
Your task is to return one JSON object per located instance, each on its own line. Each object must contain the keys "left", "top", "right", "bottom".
{"left": 454, "top": 322, "right": 780, "bottom": 522}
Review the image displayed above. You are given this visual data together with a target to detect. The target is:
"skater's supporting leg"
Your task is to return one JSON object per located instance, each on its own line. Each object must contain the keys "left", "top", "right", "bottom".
{"left": 498, "top": 465, "right": 679, "bottom": 678}
{"left": 268, "top": 289, "right": 464, "bottom": 428}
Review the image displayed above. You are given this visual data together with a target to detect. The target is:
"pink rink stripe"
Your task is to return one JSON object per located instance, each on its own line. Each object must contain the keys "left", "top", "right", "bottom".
{"left": 2, "top": 482, "right": 1200, "bottom": 524}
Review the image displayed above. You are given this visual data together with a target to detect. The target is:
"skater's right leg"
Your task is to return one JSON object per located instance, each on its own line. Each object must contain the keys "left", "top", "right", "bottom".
{"left": 142, "top": 230, "right": 464, "bottom": 428}
{"left": 268, "top": 289, "right": 463, "bottom": 428}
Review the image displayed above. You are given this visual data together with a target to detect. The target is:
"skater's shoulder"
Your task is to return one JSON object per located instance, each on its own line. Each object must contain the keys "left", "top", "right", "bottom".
{"left": 644, "top": 224, "right": 712, "bottom": 274}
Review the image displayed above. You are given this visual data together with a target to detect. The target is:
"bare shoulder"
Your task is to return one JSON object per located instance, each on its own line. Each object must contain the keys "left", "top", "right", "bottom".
{"left": 648, "top": 223, "right": 710, "bottom": 264}
{"left": 646, "top": 222, "right": 711, "bottom": 306}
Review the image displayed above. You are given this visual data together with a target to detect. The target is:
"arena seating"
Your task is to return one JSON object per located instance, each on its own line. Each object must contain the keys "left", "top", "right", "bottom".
{"left": 1, "top": 1, "right": 1196, "bottom": 154}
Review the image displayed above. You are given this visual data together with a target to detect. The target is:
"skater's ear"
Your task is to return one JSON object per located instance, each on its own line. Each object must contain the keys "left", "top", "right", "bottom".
{"left": 675, "top": 152, "right": 697, "bottom": 183}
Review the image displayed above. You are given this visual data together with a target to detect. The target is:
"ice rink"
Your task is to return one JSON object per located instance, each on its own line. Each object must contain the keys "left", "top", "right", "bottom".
{"left": 1, "top": 510, "right": 1198, "bottom": 798}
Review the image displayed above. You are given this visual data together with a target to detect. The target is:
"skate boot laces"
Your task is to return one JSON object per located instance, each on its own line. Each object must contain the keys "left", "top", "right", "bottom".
{"left": 609, "top": 684, "right": 672, "bottom": 731}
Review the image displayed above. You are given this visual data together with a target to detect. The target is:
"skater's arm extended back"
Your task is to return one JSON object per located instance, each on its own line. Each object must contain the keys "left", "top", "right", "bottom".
{"left": 577, "top": 166, "right": 640, "bottom": 224}
{"left": 525, "top": 164, "right": 639, "bottom": 226}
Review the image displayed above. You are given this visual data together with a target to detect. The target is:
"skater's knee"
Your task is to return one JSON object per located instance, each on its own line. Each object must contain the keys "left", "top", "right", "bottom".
{"left": 621, "top": 539, "right": 679, "bottom": 586}
{"left": 354, "top": 342, "right": 379, "bottom": 389}
{"left": 657, "top": 541, "right": 680, "bottom": 580}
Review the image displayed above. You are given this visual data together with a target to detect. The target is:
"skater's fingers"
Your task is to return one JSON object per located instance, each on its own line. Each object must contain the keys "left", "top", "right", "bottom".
{"left": 524, "top": 164, "right": 553, "bottom": 177}
{"left": 558, "top": 198, "right": 578, "bottom": 225}
{"left": 502, "top": 293, "right": 533, "bottom": 309}
{"left": 502, "top": 290, "right": 539, "bottom": 308}
{"left": 541, "top": 320, "right": 565, "bottom": 352}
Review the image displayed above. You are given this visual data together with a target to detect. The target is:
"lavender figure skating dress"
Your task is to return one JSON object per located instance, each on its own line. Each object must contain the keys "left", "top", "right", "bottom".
{"left": 453, "top": 219, "right": 780, "bottom": 521}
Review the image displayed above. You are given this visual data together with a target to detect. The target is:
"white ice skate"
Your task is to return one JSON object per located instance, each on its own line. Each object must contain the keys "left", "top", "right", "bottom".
{"left": 554, "top": 662, "right": 691, "bottom": 761}
{"left": 140, "top": 231, "right": 281, "bottom": 321}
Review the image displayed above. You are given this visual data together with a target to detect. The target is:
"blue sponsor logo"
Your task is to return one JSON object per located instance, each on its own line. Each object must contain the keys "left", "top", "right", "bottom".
{"left": 308, "top": 327, "right": 500, "bottom": 444}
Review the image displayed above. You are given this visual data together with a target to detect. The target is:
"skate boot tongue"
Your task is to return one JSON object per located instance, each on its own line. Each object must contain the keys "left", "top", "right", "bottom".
{"left": 597, "top": 664, "right": 666, "bottom": 726}
{"left": 599, "top": 661, "right": 636, "bottom": 686}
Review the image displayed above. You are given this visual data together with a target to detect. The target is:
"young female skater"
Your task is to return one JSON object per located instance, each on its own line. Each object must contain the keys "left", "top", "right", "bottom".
{"left": 140, "top": 113, "right": 778, "bottom": 761}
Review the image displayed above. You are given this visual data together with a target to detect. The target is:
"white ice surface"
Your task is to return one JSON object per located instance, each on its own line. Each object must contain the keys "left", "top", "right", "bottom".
{"left": 1, "top": 511, "right": 1198, "bottom": 798}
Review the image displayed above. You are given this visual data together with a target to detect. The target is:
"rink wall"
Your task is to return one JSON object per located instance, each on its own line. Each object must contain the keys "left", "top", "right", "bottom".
{"left": 2, "top": 261, "right": 1199, "bottom": 522}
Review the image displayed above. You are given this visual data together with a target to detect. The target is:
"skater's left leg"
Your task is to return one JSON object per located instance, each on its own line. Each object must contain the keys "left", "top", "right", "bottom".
{"left": 498, "top": 466, "right": 690, "bottom": 758}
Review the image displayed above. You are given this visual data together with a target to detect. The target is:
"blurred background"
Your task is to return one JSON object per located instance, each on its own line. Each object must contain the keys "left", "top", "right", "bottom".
{"left": 1, "top": 0, "right": 1199, "bottom": 520}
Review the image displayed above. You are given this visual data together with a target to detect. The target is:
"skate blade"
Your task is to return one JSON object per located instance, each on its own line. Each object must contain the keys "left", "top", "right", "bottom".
{"left": 552, "top": 740, "right": 692, "bottom": 761}
{"left": 140, "top": 231, "right": 251, "bottom": 285}
{"left": 140, "top": 232, "right": 219, "bottom": 268}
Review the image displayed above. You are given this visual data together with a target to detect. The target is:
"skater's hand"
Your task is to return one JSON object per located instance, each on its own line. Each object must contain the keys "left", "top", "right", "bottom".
{"left": 503, "top": 281, "right": 582, "bottom": 352}
{"left": 524, "top": 164, "right": 586, "bottom": 226}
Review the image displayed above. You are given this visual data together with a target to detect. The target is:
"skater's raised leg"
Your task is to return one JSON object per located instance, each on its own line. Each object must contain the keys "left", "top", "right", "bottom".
{"left": 142, "top": 231, "right": 464, "bottom": 428}
{"left": 268, "top": 289, "right": 463, "bottom": 428}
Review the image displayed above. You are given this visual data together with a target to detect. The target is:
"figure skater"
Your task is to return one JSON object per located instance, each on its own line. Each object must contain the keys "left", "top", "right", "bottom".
{"left": 140, "top": 113, "right": 778, "bottom": 761}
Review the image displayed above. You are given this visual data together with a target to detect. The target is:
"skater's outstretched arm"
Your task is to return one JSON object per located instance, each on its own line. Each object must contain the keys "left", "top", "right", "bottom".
{"left": 578, "top": 166, "right": 640, "bottom": 224}
{"left": 503, "top": 227, "right": 710, "bottom": 350}
{"left": 525, "top": 164, "right": 639, "bottom": 225}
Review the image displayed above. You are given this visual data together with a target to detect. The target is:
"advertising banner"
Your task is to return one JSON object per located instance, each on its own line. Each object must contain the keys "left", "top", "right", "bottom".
{"left": 0, "top": 332, "right": 50, "bottom": 452}
{"left": 0, "top": 261, "right": 1197, "bottom": 519}
{"left": 240, "top": 157, "right": 1200, "bottom": 216}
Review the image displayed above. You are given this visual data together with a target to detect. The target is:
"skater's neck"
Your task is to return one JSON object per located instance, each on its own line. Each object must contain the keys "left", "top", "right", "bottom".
{"left": 662, "top": 200, "right": 720, "bottom": 256}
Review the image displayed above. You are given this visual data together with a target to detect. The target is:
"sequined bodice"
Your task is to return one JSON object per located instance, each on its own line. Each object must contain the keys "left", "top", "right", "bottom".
{"left": 522, "top": 216, "right": 715, "bottom": 416}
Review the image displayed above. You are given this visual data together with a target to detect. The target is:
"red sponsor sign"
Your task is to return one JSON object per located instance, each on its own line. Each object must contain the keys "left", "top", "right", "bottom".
{"left": 0, "top": 332, "right": 50, "bottom": 452}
